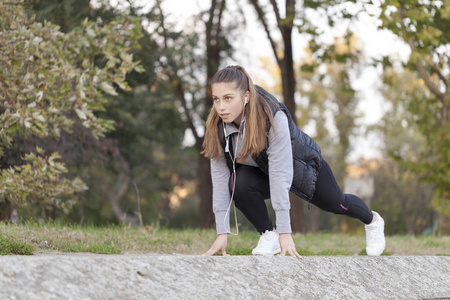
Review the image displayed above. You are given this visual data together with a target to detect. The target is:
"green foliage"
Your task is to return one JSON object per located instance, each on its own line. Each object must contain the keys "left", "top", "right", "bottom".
{"left": 0, "top": 235, "right": 34, "bottom": 255}
{"left": 377, "top": 0, "right": 450, "bottom": 217}
{"left": 296, "top": 35, "right": 363, "bottom": 232}
{"left": 24, "top": 0, "right": 91, "bottom": 33}
{"left": 369, "top": 158, "right": 434, "bottom": 235}
{"left": 62, "top": 242, "right": 121, "bottom": 254}
{"left": 0, "top": 147, "right": 87, "bottom": 212}
{"left": 56, "top": 2, "right": 196, "bottom": 226}
{"left": 0, "top": 1, "right": 143, "bottom": 146}
{"left": 300, "top": 0, "right": 450, "bottom": 224}
{"left": 368, "top": 68, "right": 435, "bottom": 235}
{"left": 2, "top": 0, "right": 199, "bottom": 226}
{"left": 0, "top": 1, "right": 143, "bottom": 214}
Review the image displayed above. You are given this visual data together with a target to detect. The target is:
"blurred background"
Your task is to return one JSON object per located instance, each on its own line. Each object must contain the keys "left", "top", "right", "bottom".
{"left": 1, "top": 0, "right": 448, "bottom": 236}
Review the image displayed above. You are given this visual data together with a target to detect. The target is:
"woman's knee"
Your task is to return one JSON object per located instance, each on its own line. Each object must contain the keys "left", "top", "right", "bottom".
{"left": 232, "top": 166, "right": 260, "bottom": 192}
{"left": 231, "top": 166, "right": 269, "bottom": 205}
{"left": 311, "top": 193, "right": 349, "bottom": 215}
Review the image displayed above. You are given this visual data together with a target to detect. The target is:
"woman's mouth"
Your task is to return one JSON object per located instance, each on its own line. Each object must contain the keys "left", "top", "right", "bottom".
{"left": 220, "top": 113, "right": 230, "bottom": 119}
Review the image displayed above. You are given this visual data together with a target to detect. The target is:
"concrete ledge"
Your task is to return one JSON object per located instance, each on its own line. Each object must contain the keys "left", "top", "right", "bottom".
{"left": 1, "top": 255, "right": 449, "bottom": 299}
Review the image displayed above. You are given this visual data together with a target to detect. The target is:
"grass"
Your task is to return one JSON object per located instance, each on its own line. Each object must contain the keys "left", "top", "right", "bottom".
{"left": 0, "top": 234, "right": 34, "bottom": 255}
{"left": 62, "top": 243, "right": 121, "bottom": 254}
{"left": 1, "top": 221, "right": 449, "bottom": 256}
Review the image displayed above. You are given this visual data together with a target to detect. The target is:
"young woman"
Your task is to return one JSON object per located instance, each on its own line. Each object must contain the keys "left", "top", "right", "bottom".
{"left": 201, "top": 65, "right": 385, "bottom": 258}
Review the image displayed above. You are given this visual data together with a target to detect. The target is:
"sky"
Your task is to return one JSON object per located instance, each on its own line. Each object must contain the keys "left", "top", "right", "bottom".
{"left": 160, "top": 0, "right": 411, "bottom": 161}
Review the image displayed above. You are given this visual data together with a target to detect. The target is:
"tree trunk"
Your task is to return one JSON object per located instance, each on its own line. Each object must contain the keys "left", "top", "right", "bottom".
{"left": 438, "top": 214, "right": 450, "bottom": 236}
{"left": 243, "top": 0, "right": 307, "bottom": 232}
{"left": 199, "top": 155, "right": 214, "bottom": 228}
{"left": 0, "top": 200, "right": 13, "bottom": 222}
{"left": 198, "top": 0, "right": 226, "bottom": 228}
{"left": 109, "top": 173, "right": 140, "bottom": 226}
{"left": 279, "top": 11, "right": 305, "bottom": 233}
{"left": 279, "top": 27, "right": 296, "bottom": 119}
{"left": 309, "top": 206, "right": 320, "bottom": 233}
{"left": 289, "top": 192, "right": 306, "bottom": 233}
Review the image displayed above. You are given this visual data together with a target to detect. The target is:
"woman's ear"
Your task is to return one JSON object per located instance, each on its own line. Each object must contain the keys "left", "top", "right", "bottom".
{"left": 244, "top": 91, "right": 250, "bottom": 104}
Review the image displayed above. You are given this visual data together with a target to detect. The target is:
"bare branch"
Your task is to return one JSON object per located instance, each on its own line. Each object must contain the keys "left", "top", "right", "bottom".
{"left": 399, "top": 6, "right": 446, "bottom": 103}
{"left": 406, "top": 37, "right": 446, "bottom": 102}
{"left": 285, "top": 0, "right": 295, "bottom": 27}
{"left": 430, "top": 65, "right": 448, "bottom": 91}
{"left": 0, "top": 79, "right": 15, "bottom": 106}
{"left": 206, "top": 0, "right": 218, "bottom": 31}
{"left": 216, "top": 0, "right": 226, "bottom": 40}
{"left": 133, "top": 180, "right": 142, "bottom": 227}
{"left": 134, "top": 170, "right": 150, "bottom": 185}
{"left": 269, "top": 0, "right": 281, "bottom": 28}
{"left": 415, "top": 60, "right": 446, "bottom": 102}
{"left": 248, "top": 0, "right": 281, "bottom": 65}
{"left": 170, "top": 75, "right": 202, "bottom": 149}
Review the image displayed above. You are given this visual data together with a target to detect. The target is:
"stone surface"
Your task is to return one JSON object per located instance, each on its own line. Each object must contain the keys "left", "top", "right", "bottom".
{"left": 0, "top": 255, "right": 449, "bottom": 299}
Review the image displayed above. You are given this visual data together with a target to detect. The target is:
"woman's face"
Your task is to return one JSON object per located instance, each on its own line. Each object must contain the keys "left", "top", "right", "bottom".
{"left": 212, "top": 82, "right": 247, "bottom": 125}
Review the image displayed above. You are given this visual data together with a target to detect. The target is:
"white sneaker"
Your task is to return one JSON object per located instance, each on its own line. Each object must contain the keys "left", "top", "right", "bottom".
{"left": 365, "top": 211, "right": 386, "bottom": 256}
{"left": 252, "top": 230, "right": 281, "bottom": 256}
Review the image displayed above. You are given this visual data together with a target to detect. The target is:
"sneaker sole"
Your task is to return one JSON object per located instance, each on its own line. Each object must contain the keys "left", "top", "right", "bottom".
{"left": 252, "top": 248, "right": 281, "bottom": 256}
{"left": 367, "top": 241, "right": 386, "bottom": 256}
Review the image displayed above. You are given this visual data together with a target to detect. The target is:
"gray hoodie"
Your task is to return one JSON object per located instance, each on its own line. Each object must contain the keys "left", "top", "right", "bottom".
{"left": 211, "top": 111, "right": 293, "bottom": 234}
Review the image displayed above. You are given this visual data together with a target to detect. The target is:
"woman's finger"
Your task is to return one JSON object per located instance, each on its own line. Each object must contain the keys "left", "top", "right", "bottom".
{"left": 201, "top": 248, "right": 216, "bottom": 256}
{"left": 289, "top": 250, "right": 302, "bottom": 259}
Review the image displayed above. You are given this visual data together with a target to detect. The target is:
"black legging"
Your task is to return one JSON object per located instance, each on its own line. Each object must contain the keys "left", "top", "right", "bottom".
{"left": 230, "top": 159, "right": 373, "bottom": 233}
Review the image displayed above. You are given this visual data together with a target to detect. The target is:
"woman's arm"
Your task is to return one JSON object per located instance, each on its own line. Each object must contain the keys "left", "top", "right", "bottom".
{"left": 210, "top": 155, "right": 232, "bottom": 235}
{"left": 267, "top": 112, "right": 302, "bottom": 258}
{"left": 201, "top": 156, "right": 232, "bottom": 256}
{"left": 267, "top": 111, "right": 294, "bottom": 234}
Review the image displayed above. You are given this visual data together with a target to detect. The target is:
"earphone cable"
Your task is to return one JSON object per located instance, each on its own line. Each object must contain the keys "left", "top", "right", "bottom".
{"left": 223, "top": 101, "right": 246, "bottom": 236}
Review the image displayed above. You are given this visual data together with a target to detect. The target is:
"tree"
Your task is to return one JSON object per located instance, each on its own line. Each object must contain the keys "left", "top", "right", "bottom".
{"left": 248, "top": 0, "right": 307, "bottom": 233}
{"left": 296, "top": 34, "right": 363, "bottom": 232}
{"left": 0, "top": 0, "right": 143, "bottom": 220}
{"left": 24, "top": 0, "right": 91, "bottom": 33}
{"left": 201, "top": 0, "right": 229, "bottom": 228}
{"left": 17, "top": 0, "right": 194, "bottom": 227}
{"left": 376, "top": 0, "right": 450, "bottom": 234}
{"left": 369, "top": 156, "right": 434, "bottom": 235}
{"left": 150, "top": 0, "right": 239, "bottom": 228}
{"left": 84, "top": 2, "right": 190, "bottom": 226}
{"left": 369, "top": 67, "right": 435, "bottom": 235}
{"left": 292, "top": 0, "right": 449, "bottom": 233}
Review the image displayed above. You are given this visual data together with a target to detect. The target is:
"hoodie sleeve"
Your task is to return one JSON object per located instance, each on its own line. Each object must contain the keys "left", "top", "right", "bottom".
{"left": 210, "top": 155, "right": 231, "bottom": 234}
{"left": 267, "top": 111, "right": 293, "bottom": 233}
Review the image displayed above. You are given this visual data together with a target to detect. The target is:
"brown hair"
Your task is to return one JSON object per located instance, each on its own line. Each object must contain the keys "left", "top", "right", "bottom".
{"left": 201, "top": 65, "right": 275, "bottom": 162}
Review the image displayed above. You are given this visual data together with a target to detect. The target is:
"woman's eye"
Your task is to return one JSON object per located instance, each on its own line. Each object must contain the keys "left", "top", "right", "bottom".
{"left": 226, "top": 97, "right": 232, "bottom": 101}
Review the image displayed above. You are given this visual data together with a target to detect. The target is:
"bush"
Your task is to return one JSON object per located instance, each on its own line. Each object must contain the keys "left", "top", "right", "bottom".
{"left": 0, "top": 235, "right": 34, "bottom": 255}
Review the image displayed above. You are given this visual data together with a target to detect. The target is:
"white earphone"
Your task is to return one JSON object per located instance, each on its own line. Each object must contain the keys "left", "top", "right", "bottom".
{"left": 244, "top": 97, "right": 248, "bottom": 105}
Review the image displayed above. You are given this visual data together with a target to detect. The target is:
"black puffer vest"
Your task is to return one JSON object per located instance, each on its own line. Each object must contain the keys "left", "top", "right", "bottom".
{"left": 218, "top": 85, "right": 323, "bottom": 201}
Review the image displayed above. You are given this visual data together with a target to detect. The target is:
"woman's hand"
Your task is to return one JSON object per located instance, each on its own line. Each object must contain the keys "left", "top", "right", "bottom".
{"left": 279, "top": 233, "right": 302, "bottom": 259}
{"left": 201, "top": 234, "right": 230, "bottom": 256}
